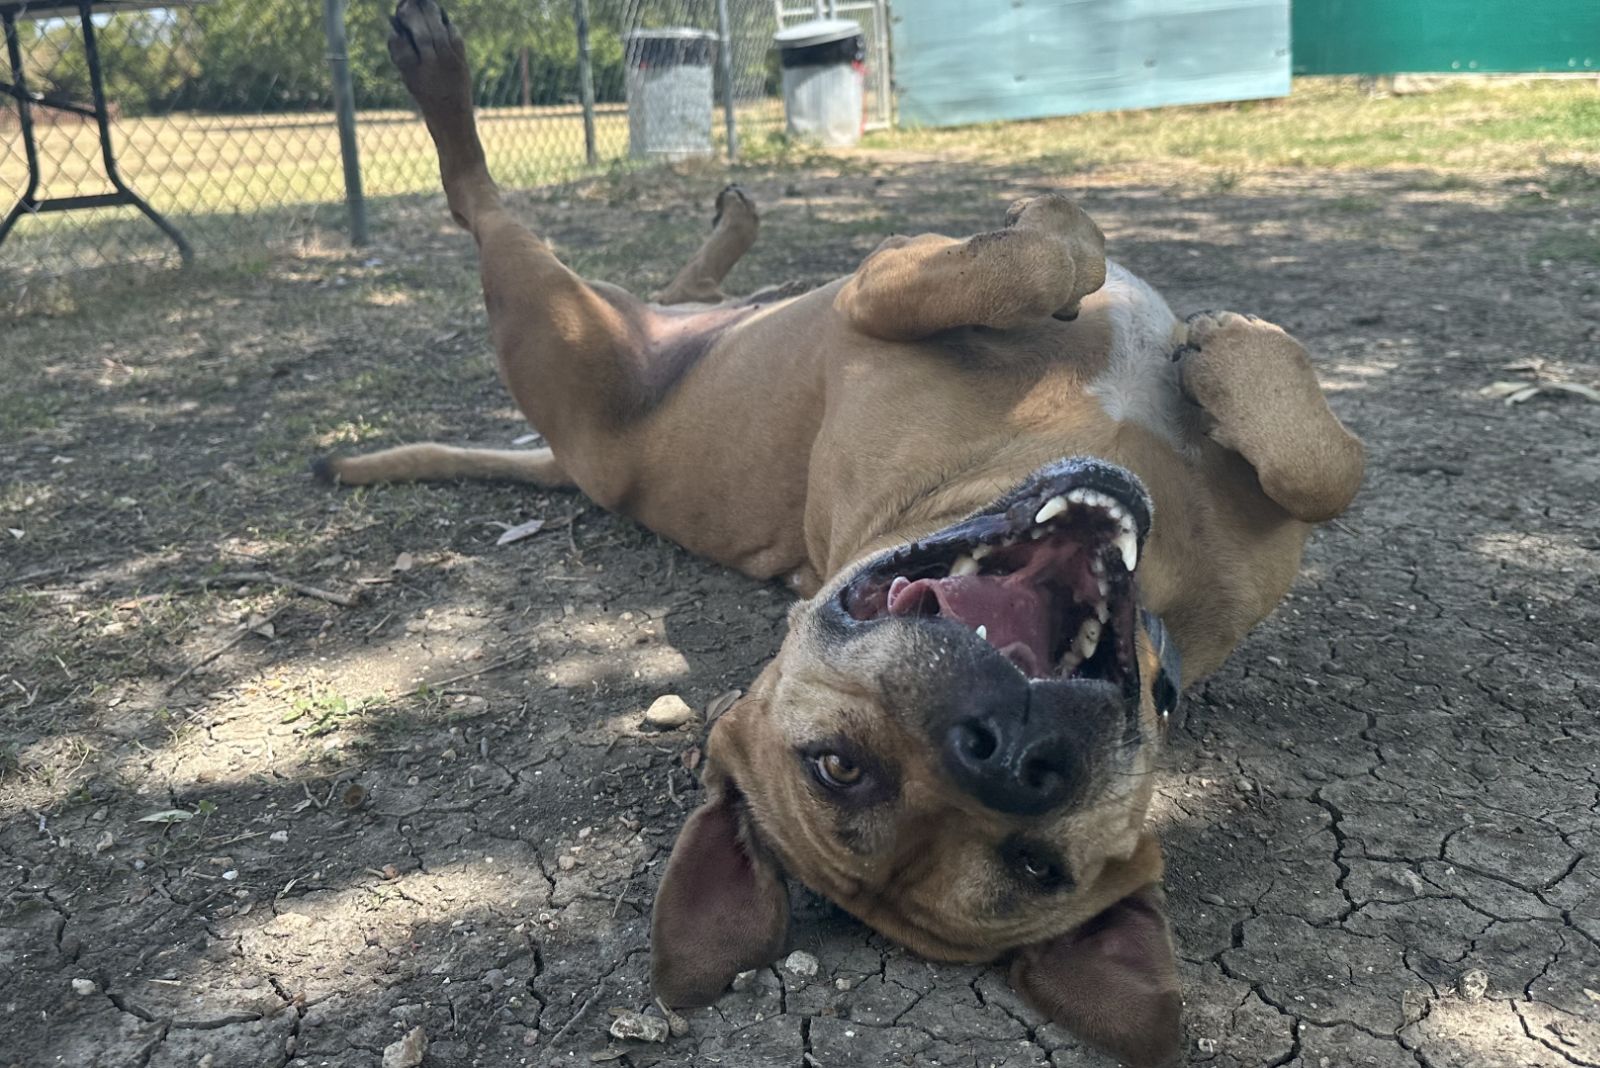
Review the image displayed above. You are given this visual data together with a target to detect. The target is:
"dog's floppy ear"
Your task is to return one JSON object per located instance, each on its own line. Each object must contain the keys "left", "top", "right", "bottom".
{"left": 651, "top": 702, "right": 788, "bottom": 1007}
{"left": 1009, "top": 883, "right": 1183, "bottom": 1068}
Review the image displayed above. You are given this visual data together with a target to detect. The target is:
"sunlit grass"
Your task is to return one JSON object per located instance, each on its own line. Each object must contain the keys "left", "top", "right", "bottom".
{"left": 865, "top": 78, "right": 1600, "bottom": 176}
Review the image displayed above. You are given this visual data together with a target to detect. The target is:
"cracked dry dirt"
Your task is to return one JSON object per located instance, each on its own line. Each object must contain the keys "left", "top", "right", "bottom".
{"left": 3, "top": 159, "right": 1598, "bottom": 1068}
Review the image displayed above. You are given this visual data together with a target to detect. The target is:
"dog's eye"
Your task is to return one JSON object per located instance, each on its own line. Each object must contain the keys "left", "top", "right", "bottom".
{"left": 812, "top": 752, "right": 863, "bottom": 788}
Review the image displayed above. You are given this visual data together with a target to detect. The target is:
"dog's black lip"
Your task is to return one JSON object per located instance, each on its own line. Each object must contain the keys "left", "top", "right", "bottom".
{"left": 852, "top": 457, "right": 1152, "bottom": 580}
{"left": 829, "top": 457, "right": 1150, "bottom": 698}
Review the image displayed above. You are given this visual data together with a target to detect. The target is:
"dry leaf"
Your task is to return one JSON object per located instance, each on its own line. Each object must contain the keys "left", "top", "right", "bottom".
{"left": 705, "top": 689, "right": 742, "bottom": 722}
{"left": 340, "top": 783, "right": 369, "bottom": 810}
{"left": 392, "top": 552, "right": 415, "bottom": 572}
{"left": 495, "top": 518, "right": 546, "bottom": 546}
{"left": 137, "top": 809, "right": 194, "bottom": 824}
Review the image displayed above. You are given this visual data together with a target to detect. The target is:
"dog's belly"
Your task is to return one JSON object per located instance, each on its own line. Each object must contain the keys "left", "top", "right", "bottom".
{"left": 1086, "top": 262, "right": 1190, "bottom": 451}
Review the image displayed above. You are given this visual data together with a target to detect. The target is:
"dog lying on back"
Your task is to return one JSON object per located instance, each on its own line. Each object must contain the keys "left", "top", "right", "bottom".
{"left": 321, "top": 3, "right": 1364, "bottom": 1063}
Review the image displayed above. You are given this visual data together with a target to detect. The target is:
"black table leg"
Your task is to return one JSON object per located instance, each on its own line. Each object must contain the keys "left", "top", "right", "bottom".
{"left": 0, "top": 3, "right": 193, "bottom": 266}
{"left": 0, "top": 8, "right": 41, "bottom": 248}
{"left": 76, "top": 0, "right": 191, "bottom": 265}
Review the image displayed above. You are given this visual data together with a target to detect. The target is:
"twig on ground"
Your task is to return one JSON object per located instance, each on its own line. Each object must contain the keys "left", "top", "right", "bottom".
{"left": 417, "top": 649, "right": 532, "bottom": 692}
{"left": 545, "top": 980, "right": 606, "bottom": 1047}
{"left": 165, "top": 606, "right": 287, "bottom": 693}
{"left": 206, "top": 571, "right": 361, "bottom": 608}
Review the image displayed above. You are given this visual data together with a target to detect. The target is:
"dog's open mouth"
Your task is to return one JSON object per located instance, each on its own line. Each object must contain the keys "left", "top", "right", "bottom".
{"left": 840, "top": 460, "right": 1150, "bottom": 686}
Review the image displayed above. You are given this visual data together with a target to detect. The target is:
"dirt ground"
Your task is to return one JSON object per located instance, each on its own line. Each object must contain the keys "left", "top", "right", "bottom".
{"left": 3, "top": 154, "right": 1598, "bottom": 1068}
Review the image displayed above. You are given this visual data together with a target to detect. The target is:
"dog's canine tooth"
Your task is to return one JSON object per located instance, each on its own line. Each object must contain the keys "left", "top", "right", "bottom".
{"left": 1115, "top": 529, "right": 1138, "bottom": 572}
{"left": 1033, "top": 495, "right": 1068, "bottom": 525}
{"left": 950, "top": 554, "right": 980, "bottom": 577}
{"left": 1075, "top": 619, "right": 1101, "bottom": 660}
{"left": 971, "top": 544, "right": 993, "bottom": 561}
{"left": 975, "top": 624, "right": 988, "bottom": 641}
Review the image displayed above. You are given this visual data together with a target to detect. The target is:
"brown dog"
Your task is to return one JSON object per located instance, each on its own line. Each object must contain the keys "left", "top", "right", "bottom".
{"left": 324, "top": 3, "right": 1364, "bottom": 1063}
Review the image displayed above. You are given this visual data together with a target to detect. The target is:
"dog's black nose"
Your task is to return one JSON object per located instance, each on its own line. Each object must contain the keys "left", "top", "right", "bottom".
{"left": 942, "top": 685, "right": 1120, "bottom": 816}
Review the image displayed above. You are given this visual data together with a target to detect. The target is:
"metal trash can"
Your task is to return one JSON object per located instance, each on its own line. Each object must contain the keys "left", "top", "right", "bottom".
{"left": 774, "top": 18, "right": 866, "bottom": 147}
{"left": 624, "top": 28, "right": 718, "bottom": 161}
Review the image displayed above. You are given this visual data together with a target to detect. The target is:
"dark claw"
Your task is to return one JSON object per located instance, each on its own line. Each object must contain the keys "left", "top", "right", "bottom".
{"left": 390, "top": 14, "right": 419, "bottom": 57}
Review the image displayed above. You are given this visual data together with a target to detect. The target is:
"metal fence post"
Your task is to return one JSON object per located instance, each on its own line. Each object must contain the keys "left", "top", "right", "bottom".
{"left": 715, "top": 0, "right": 739, "bottom": 160}
{"left": 574, "top": 0, "right": 598, "bottom": 166}
{"left": 322, "top": 0, "right": 368, "bottom": 246}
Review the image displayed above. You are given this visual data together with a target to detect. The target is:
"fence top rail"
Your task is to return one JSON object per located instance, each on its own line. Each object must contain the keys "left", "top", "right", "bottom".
{"left": 1, "top": 0, "right": 209, "bottom": 20}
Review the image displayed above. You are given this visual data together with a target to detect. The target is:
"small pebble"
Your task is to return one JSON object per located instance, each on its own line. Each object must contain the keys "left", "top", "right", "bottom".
{"left": 482, "top": 969, "right": 505, "bottom": 989}
{"left": 784, "top": 950, "right": 819, "bottom": 977}
{"left": 382, "top": 1026, "right": 428, "bottom": 1068}
{"left": 70, "top": 978, "right": 98, "bottom": 996}
{"left": 1199, "top": 892, "right": 1227, "bottom": 907}
{"left": 1196, "top": 1036, "right": 1218, "bottom": 1054}
{"left": 730, "top": 969, "right": 758, "bottom": 992}
{"left": 1457, "top": 969, "right": 1488, "bottom": 1001}
{"left": 557, "top": 854, "right": 577, "bottom": 872}
{"left": 643, "top": 694, "right": 697, "bottom": 730}
{"left": 608, "top": 1010, "right": 669, "bottom": 1043}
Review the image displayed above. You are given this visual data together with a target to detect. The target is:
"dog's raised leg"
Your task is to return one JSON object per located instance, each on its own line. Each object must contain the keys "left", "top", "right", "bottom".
{"left": 380, "top": 0, "right": 652, "bottom": 501}
{"left": 651, "top": 185, "right": 760, "bottom": 305}
{"left": 836, "top": 193, "right": 1107, "bottom": 341}
{"left": 1178, "top": 311, "right": 1364, "bottom": 522}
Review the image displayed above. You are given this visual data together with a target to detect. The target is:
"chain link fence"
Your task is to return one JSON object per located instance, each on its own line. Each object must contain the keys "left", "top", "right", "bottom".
{"left": 1, "top": 0, "right": 835, "bottom": 292}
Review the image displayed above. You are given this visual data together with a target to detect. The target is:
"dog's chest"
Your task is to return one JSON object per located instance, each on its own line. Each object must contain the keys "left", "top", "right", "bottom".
{"left": 1085, "top": 263, "right": 1191, "bottom": 451}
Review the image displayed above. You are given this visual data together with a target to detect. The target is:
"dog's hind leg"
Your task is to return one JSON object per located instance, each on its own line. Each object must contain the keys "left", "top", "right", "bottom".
{"left": 651, "top": 185, "right": 761, "bottom": 305}
{"left": 386, "top": 0, "right": 650, "bottom": 504}
{"left": 835, "top": 194, "right": 1107, "bottom": 341}
{"left": 313, "top": 444, "right": 573, "bottom": 488}
{"left": 1178, "top": 311, "right": 1364, "bottom": 523}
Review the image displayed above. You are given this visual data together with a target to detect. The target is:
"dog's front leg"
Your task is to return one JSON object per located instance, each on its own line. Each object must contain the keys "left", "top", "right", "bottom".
{"left": 1177, "top": 311, "right": 1364, "bottom": 522}
{"left": 835, "top": 193, "right": 1107, "bottom": 341}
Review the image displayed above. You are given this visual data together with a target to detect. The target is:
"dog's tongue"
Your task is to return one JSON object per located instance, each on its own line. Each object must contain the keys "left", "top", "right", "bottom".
{"left": 888, "top": 575, "right": 1053, "bottom": 675}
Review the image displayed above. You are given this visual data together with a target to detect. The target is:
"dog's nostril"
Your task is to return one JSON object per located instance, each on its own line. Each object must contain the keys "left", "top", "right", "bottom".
{"left": 1020, "top": 754, "right": 1064, "bottom": 794}
{"left": 952, "top": 720, "right": 998, "bottom": 762}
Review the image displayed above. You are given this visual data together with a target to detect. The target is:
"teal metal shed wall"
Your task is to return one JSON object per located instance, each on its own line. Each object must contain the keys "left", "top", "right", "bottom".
{"left": 1291, "top": 0, "right": 1600, "bottom": 75}
{"left": 891, "top": 0, "right": 1291, "bottom": 130}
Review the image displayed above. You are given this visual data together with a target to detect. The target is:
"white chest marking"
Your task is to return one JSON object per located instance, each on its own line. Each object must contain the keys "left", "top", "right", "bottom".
{"left": 1088, "top": 262, "right": 1193, "bottom": 452}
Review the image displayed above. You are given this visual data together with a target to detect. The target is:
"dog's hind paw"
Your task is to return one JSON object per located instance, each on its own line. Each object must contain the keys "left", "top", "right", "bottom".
{"left": 309, "top": 455, "right": 341, "bottom": 486}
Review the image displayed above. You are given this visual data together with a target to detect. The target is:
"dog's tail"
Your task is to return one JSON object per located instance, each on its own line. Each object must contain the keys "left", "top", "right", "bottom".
{"left": 311, "top": 444, "right": 573, "bottom": 488}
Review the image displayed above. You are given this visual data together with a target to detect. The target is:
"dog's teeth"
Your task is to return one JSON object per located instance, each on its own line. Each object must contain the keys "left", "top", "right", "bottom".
{"left": 975, "top": 624, "right": 988, "bottom": 641}
{"left": 1030, "top": 527, "right": 1046, "bottom": 540}
{"left": 1090, "top": 557, "right": 1105, "bottom": 576}
{"left": 1115, "top": 530, "right": 1138, "bottom": 572}
{"left": 1058, "top": 651, "right": 1083, "bottom": 675}
{"left": 1095, "top": 601, "right": 1110, "bottom": 623}
{"left": 950, "top": 554, "right": 980, "bottom": 577}
{"left": 1096, "top": 577, "right": 1110, "bottom": 599}
{"left": 971, "top": 544, "right": 993, "bottom": 561}
{"left": 1066, "top": 488, "right": 1090, "bottom": 504}
{"left": 1075, "top": 619, "right": 1101, "bottom": 660}
{"left": 1034, "top": 495, "right": 1068, "bottom": 525}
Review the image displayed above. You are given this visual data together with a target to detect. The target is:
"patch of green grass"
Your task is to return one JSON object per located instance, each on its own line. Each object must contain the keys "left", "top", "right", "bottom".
{"left": 1325, "top": 195, "right": 1382, "bottom": 214}
{"left": 1530, "top": 232, "right": 1600, "bottom": 265}
{"left": 0, "top": 393, "right": 60, "bottom": 436}
{"left": 866, "top": 79, "right": 1600, "bottom": 176}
